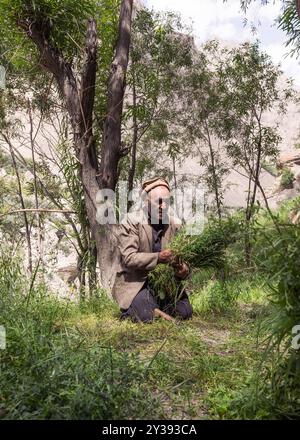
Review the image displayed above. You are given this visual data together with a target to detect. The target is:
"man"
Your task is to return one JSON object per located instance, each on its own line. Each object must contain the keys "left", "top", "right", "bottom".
{"left": 112, "top": 177, "right": 193, "bottom": 323}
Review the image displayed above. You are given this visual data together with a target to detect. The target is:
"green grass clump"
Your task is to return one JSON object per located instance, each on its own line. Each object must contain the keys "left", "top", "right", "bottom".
{"left": 0, "top": 247, "right": 287, "bottom": 420}
{"left": 149, "top": 214, "right": 243, "bottom": 299}
{"left": 0, "top": 251, "right": 160, "bottom": 420}
{"left": 2, "top": 201, "right": 300, "bottom": 420}
{"left": 148, "top": 264, "right": 181, "bottom": 300}
{"left": 171, "top": 214, "right": 242, "bottom": 268}
{"left": 252, "top": 221, "right": 300, "bottom": 418}
{"left": 191, "top": 280, "right": 237, "bottom": 316}
{"left": 279, "top": 167, "right": 294, "bottom": 190}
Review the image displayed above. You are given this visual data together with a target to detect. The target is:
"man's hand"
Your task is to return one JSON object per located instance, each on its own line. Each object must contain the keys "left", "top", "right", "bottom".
{"left": 173, "top": 262, "right": 189, "bottom": 280}
{"left": 158, "top": 249, "right": 174, "bottom": 264}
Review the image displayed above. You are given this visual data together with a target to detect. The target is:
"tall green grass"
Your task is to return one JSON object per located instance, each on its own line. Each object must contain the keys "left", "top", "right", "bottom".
{"left": 0, "top": 250, "right": 160, "bottom": 420}
{"left": 1, "top": 199, "right": 299, "bottom": 419}
{"left": 215, "top": 200, "right": 300, "bottom": 419}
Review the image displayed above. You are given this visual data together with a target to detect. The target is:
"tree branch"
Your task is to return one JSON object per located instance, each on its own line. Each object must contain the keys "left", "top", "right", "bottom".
{"left": 0, "top": 209, "right": 76, "bottom": 217}
{"left": 80, "top": 19, "right": 98, "bottom": 135}
{"left": 17, "top": 18, "right": 81, "bottom": 139}
{"left": 99, "top": 0, "right": 134, "bottom": 189}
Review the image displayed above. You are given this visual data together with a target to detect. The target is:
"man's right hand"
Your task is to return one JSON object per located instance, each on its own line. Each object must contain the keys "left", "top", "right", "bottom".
{"left": 158, "top": 249, "right": 174, "bottom": 264}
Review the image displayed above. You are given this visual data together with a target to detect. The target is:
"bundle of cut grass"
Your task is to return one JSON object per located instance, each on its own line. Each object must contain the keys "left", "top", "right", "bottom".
{"left": 149, "top": 214, "right": 243, "bottom": 300}
{"left": 148, "top": 264, "right": 181, "bottom": 300}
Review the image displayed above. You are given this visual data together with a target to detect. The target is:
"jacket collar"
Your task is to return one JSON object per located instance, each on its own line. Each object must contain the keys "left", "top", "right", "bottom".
{"left": 126, "top": 207, "right": 180, "bottom": 250}
{"left": 142, "top": 212, "right": 174, "bottom": 251}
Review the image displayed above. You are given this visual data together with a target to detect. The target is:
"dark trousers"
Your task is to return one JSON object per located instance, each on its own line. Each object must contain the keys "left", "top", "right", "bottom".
{"left": 120, "top": 285, "right": 193, "bottom": 323}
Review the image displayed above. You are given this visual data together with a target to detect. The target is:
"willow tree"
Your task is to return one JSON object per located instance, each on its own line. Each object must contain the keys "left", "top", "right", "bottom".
{"left": 237, "top": 0, "right": 300, "bottom": 56}
{"left": 0, "top": 0, "right": 133, "bottom": 289}
{"left": 181, "top": 41, "right": 230, "bottom": 219}
{"left": 217, "top": 42, "right": 292, "bottom": 264}
{"left": 122, "top": 8, "right": 194, "bottom": 197}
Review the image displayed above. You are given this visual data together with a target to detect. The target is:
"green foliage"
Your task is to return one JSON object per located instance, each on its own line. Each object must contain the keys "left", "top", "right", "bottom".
{"left": 0, "top": 247, "right": 24, "bottom": 297}
{"left": 262, "top": 159, "right": 278, "bottom": 177}
{"left": 172, "top": 215, "right": 242, "bottom": 268}
{"left": 0, "top": 240, "right": 291, "bottom": 420}
{"left": 236, "top": 1, "right": 300, "bottom": 58}
{"left": 0, "top": 149, "right": 34, "bottom": 242}
{"left": 148, "top": 264, "right": 180, "bottom": 300}
{"left": 0, "top": 148, "right": 13, "bottom": 171}
{"left": 93, "top": 0, "right": 120, "bottom": 128}
{"left": 192, "top": 279, "right": 238, "bottom": 316}
{"left": 119, "top": 8, "right": 194, "bottom": 184}
{"left": 0, "top": 0, "right": 97, "bottom": 62}
{"left": 232, "top": 210, "right": 300, "bottom": 419}
{"left": 56, "top": 138, "right": 85, "bottom": 221}
{"left": 218, "top": 42, "right": 288, "bottom": 162}
{"left": 0, "top": 0, "right": 120, "bottom": 119}
{"left": 278, "top": 0, "right": 300, "bottom": 57}
{"left": 0, "top": 252, "right": 159, "bottom": 420}
{"left": 149, "top": 214, "right": 243, "bottom": 299}
{"left": 214, "top": 41, "right": 292, "bottom": 264}
{"left": 182, "top": 40, "right": 231, "bottom": 214}
{"left": 255, "top": 222, "right": 300, "bottom": 343}
{"left": 129, "top": 8, "right": 192, "bottom": 98}
{"left": 280, "top": 166, "right": 295, "bottom": 189}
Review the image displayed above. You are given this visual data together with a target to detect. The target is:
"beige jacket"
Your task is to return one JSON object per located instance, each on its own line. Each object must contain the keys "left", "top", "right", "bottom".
{"left": 112, "top": 210, "right": 181, "bottom": 309}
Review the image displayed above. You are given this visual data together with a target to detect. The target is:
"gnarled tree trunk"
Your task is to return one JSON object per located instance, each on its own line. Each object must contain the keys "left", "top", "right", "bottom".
{"left": 17, "top": 0, "right": 134, "bottom": 292}
{"left": 296, "top": 0, "right": 300, "bottom": 19}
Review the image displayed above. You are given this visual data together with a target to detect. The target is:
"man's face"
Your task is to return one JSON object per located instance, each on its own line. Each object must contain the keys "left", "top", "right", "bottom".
{"left": 147, "top": 185, "right": 170, "bottom": 224}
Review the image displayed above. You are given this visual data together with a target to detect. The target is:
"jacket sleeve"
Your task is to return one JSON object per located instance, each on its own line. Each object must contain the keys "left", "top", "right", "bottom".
{"left": 118, "top": 221, "right": 159, "bottom": 271}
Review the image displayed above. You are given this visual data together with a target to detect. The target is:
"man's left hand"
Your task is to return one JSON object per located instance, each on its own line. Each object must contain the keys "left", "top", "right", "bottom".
{"left": 173, "top": 262, "right": 189, "bottom": 280}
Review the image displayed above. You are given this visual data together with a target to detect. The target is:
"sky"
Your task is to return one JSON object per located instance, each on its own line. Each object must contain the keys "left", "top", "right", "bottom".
{"left": 144, "top": 0, "right": 300, "bottom": 86}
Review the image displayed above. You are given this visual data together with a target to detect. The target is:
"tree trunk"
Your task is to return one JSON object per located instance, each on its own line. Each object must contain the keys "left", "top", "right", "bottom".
{"left": 96, "top": 0, "right": 133, "bottom": 289}
{"left": 28, "top": 100, "right": 43, "bottom": 265}
{"left": 244, "top": 120, "right": 262, "bottom": 266}
{"left": 205, "top": 120, "right": 222, "bottom": 219}
{"left": 99, "top": 0, "right": 133, "bottom": 190}
{"left": 128, "top": 61, "right": 138, "bottom": 209}
{"left": 4, "top": 134, "right": 32, "bottom": 273}
{"left": 18, "top": 0, "right": 134, "bottom": 292}
{"left": 244, "top": 173, "right": 253, "bottom": 267}
{"left": 296, "top": 0, "right": 300, "bottom": 19}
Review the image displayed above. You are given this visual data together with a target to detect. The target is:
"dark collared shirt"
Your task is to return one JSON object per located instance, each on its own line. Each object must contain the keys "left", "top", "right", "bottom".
{"left": 151, "top": 222, "right": 168, "bottom": 253}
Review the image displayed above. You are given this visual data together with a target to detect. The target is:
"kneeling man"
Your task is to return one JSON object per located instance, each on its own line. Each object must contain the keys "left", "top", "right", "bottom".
{"left": 112, "top": 177, "right": 193, "bottom": 323}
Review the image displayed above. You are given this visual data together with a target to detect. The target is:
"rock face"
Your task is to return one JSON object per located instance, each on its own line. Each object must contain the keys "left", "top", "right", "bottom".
{"left": 277, "top": 152, "right": 300, "bottom": 169}
{"left": 277, "top": 152, "right": 300, "bottom": 186}
{"left": 269, "top": 151, "right": 300, "bottom": 199}
{"left": 290, "top": 209, "right": 300, "bottom": 224}
{"left": 56, "top": 265, "right": 79, "bottom": 285}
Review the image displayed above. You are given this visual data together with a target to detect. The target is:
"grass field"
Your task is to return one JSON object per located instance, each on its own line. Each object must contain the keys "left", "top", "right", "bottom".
{"left": 0, "top": 267, "right": 277, "bottom": 420}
